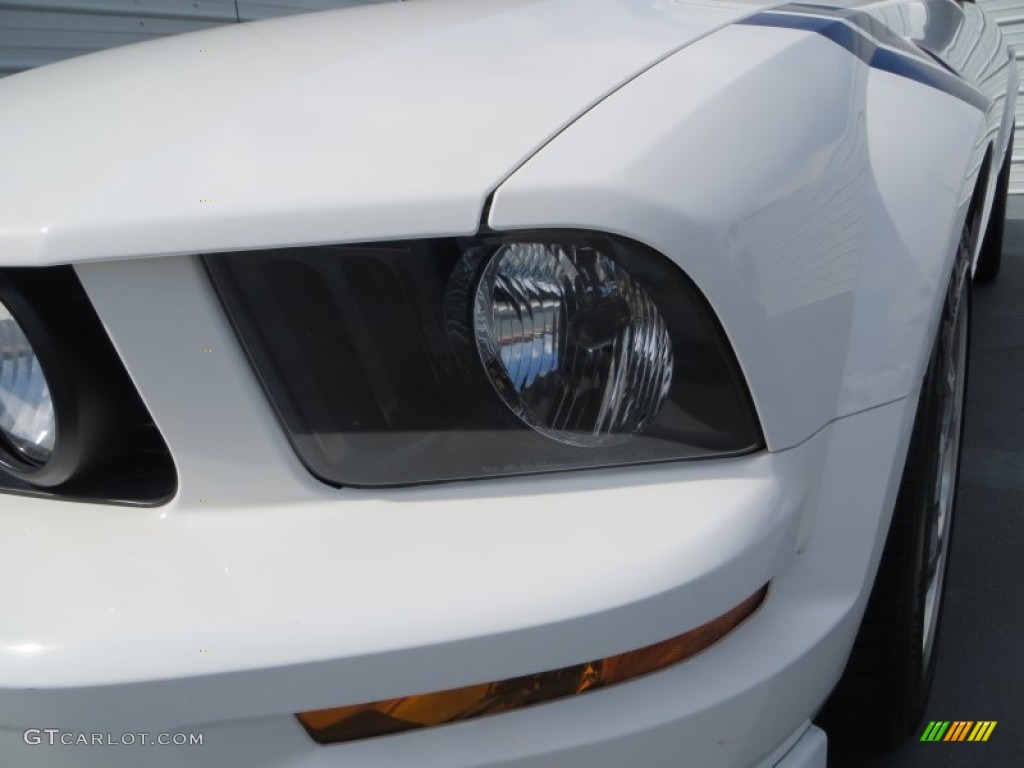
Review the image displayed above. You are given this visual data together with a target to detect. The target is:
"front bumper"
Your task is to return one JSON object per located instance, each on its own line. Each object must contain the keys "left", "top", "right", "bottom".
{"left": 0, "top": 256, "right": 917, "bottom": 767}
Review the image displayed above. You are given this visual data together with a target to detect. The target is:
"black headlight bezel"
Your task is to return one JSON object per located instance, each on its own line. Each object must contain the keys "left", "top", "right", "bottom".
{"left": 0, "top": 267, "right": 177, "bottom": 505}
{"left": 204, "top": 230, "right": 764, "bottom": 488}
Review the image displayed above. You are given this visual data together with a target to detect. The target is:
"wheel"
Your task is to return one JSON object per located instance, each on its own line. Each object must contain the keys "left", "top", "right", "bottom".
{"left": 975, "top": 130, "right": 1013, "bottom": 282}
{"left": 820, "top": 229, "right": 971, "bottom": 750}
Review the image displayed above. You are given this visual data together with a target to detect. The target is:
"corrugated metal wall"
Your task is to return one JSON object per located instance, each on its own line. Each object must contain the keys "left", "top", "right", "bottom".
{"left": 0, "top": 0, "right": 390, "bottom": 77}
{"left": 237, "top": 0, "right": 387, "bottom": 20}
{"left": 980, "top": 0, "right": 1024, "bottom": 191}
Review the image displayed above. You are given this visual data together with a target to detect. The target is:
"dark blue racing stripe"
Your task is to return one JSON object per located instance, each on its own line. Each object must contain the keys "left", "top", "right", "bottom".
{"left": 769, "top": 2, "right": 933, "bottom": 63}
{"left": 869, "top": 46, "right": 987, "bottom": 110}
{"left": 738, "top": 11, "right": 990, "bottom": 112}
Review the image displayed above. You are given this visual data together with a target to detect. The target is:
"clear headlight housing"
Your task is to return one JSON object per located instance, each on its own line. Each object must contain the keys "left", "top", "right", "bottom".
{"left": 0, "top": 302, "right": 56, "bottom": 463}
{"left": 0, "top": 268, "right": 176, "bottom": 500}
{"left": 474, "top": 243, "right": 673, "bottom": 447}
{"left": 205, "top": 232, "right": 762, "bottom": 487}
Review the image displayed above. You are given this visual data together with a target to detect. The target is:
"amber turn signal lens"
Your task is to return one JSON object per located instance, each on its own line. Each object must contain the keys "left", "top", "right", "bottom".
{"left": 297, "top": 586, "right": 767, "bottom": 744}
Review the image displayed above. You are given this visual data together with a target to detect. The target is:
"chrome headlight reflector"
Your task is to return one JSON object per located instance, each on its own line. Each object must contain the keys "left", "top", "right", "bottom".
{"left": 0, "top": 268, "right": 176, "bottom": 501}
{"left": 0, "top": 301, "right": 55, "bottom": 463}
{"left": 205, "top": 232, "right": 762, "bottom": 487}
{"left": 474, "top": 242, "right": 673, "bottom": 447}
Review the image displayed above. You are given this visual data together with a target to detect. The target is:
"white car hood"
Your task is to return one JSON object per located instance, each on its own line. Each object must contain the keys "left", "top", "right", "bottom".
{"left": 0, "top": 0, "right": 776, "bottom": 265}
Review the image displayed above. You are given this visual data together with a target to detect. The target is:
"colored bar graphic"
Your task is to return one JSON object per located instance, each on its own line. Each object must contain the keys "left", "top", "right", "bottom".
{"left": 968, "top": 721, "right": 998, "bottom": 742}
{"left": 944, "top": 721, "right": 973, "bottom": 741}
{"left": 921, "top": 721, "right": 950, "bottom": 741}
{"left": 920, "top": 720, "right": 996, "bottom": 742}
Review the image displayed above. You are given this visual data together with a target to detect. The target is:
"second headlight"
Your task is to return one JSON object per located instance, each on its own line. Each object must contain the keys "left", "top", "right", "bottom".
{"left": 0, "top": 300, "right": 55, "bottom": 464}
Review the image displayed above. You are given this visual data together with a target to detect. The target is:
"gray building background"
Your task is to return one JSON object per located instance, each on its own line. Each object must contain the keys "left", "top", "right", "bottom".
{"left": 0, "top": 1, "right": 389, "bottom": 76}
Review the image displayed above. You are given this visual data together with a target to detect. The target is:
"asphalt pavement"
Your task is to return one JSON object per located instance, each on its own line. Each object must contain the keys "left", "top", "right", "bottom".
{"left": 829, "top": 201, "right": 1024, "bottom": 766}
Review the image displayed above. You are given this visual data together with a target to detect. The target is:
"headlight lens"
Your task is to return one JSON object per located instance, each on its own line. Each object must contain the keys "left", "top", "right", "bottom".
{"left": 474, "top": 243, "right": 673, "bottom": 447}
{"left": 0, "top": 267, "right": 177, "bottom": 500}
{"left": 0, "top": 302, "right": 55, "bottom": 464}
{"left": 204, "top": 232, "right": 762, "bottom": 487}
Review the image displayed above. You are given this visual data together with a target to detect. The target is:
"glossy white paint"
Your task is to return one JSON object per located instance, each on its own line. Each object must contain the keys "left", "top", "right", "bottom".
{"left": 490, "top": 20, "right": 996, "bottom": 449}
{"left": 775, "top": 726, "right": 828, "bottom": 768}
{"left": 0, "top": 278, "right": 916, "bottom": 763}
{"left": 0, "top": 1, "right": 399, "bottom": 78}
{"left": 7, "top": 255, "right": 796, "bottom": 694}
{"left": 864, "top": 0, "right": 1018, "bottom": 257}
{"left": 0, "top": 0, "right": 773, "bottom": 266}
{"left": 0, "top": 1, "right": 1018, "bottom": 766}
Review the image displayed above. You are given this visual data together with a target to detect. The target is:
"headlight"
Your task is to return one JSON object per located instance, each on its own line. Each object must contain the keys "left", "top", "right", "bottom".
{"left": 0, "top": 269, "right": 176, "bottom": 500}
{"left": 204, "top": 232, "right": 762, "bottom": 487}
{"left": 0, "top": 302, "right": 56, "bottom": 463}
{"left": 474, "top": 242, "right": 673, "bottom": 447}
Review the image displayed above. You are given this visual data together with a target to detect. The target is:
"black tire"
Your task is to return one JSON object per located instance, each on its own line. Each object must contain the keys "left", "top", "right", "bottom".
{"left": 975, "top": 130, "right": 1013, "bottom": 283}
{"left": 820, "top": 231, "right": 971, "bottom": 751}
